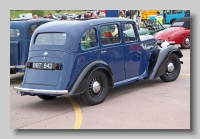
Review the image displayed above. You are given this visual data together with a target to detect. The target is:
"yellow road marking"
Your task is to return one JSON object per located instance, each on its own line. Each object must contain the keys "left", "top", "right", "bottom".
{"left": 10, "top": 80, "right": 21, "bottom": 83}
{"left": 180, "top": 58, "right": 190, "bottom": 60}
{"left": 65, "top": 96, "right": 82, "bottom": 129}
{"left": 180, "top": 74, "right": 190, "bottom": 76}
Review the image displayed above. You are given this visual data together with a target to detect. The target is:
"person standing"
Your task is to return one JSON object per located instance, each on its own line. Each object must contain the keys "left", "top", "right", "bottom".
{"left": 32, "top": 14, "right": 39, "bottom": 19}
{"left": 155, "top": 11, "right": 164, "bottom": 25}
{"left": 125, "top": 10, "right": 131, "bottom": 19}
{"left": 184, "top": 10, "right": 190, "bottom": 17}
{"left": 136, "top": 10, "right": 141, "bottom": 25}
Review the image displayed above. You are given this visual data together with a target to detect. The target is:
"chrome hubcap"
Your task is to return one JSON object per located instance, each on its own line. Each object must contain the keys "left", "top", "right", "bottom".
{"left": 167, "top": 62, "right": 174, "bottom": 73}
{"left": 185, "top": 38, "right": 190, "bottom": 45}
{"left": 92, "top": 81, "right": 101, "bottom": 93}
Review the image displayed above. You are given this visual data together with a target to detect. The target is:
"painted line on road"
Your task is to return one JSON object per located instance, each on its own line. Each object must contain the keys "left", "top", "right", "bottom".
{"left": 10, "top": 80, "right": 21, "bottom": 83}
{"left": 65, "top": 96, "right": 82, "bottom": 129}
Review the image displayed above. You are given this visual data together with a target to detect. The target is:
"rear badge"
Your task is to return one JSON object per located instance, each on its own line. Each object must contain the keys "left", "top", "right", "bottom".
{"left": 44, "top": 52, "right": 48, "bottom": 59}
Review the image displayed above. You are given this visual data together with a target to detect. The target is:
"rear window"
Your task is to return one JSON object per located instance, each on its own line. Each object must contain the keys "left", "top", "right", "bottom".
{"left": 10, "top": 29, "right": 20, "bottom": 37}
{"left": 172, "top": 22, "right": 184, "bottom": 27}
{"left": 35, "top": 33, "right": 66, "bottom": 45}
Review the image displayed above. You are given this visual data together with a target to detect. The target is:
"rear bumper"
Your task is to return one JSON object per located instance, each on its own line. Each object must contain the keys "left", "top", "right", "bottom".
{"left": 13, "top": 86, "right": 68, "bottom": 95}
{"left": 10, "top": 65, "right": 25, "bottom": 69}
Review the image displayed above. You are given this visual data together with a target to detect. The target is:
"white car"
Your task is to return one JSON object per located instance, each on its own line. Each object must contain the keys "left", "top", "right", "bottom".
{"left": 67, "top": 14, "right": 77, "bottom": 19}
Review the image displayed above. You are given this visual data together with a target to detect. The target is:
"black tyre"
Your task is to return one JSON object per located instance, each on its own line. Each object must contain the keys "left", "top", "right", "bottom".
{"left": 82, "top": 70, "right": 108, "bottom": 105}
{"left": 181, "top": 35, "right": 190, "bottom": 49}
{"left": 38, "top": 95, "right": 57, "bottom": 100}
{"left": 160, "top": 54, "right": 181, "bottom": 82}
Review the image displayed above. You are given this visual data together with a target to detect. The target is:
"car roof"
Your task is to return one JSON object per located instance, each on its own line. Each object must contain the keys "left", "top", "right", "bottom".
{"left": 174, "top": 17, "right": 190, "bottom": 29}
{"left": 35, "top": 17, "right": 135, "bottom": 33}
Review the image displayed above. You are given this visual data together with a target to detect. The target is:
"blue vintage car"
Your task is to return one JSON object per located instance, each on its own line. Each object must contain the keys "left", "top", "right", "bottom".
{"left": 14, "top": 18, "right": 183, "bottom": 105}
{"left": 10, "top": 18, "right": 55, "bottom": 74}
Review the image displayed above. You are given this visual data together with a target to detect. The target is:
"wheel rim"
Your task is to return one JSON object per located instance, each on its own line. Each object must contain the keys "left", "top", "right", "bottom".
{"left": 89, "top": 77, "right": 103, "bottom": 99}
{"left": 184, "top": 37, "right": 190, "bottom": 47}
{"left": 165, "top": 60, "right": 177, "bottom": 77}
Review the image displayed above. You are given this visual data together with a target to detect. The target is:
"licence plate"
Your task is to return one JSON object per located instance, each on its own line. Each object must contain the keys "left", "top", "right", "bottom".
{"left": 157, "top": 40, "right": 163, "bottom": 43}
{"left": 32, "top": 62, "right": 53, "bottom": 70}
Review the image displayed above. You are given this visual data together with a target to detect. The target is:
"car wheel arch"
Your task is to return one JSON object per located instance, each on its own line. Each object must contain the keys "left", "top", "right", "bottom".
{"left": 68, "top": 61, "right": 114, "bottom": 95}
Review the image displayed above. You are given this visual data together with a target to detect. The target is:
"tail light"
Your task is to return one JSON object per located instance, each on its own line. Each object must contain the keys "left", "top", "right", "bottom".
{"left": 25, "top": 62, "right": 31, "bottom": 68}
{"left": 53, "top": 63, "right": 61, "bottom": 70}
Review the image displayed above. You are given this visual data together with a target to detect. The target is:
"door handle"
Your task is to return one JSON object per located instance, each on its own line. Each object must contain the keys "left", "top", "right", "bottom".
{"left": 101, "top": 51, "right": 107, "bottom": 54}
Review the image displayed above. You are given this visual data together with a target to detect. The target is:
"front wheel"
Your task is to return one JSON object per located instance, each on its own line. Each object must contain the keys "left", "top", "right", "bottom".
{"left": 82, "top": 70, "right": 108, "bottom": 105}
{"left": 160, "top": 54, "right": 181, "bottom": 82}
{"left": 38, "top": 95, "right": 57, "bottom": 100}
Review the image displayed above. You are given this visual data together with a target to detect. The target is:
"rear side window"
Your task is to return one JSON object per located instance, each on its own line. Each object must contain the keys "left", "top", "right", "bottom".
{"left": 30, "top": 24, "right": 38, "bottom": 36}
{"left": 80, "top": 28, "right": 97, "bottom": 50}
{"left": 35, "top": 33, "right": 66, "bottom": 45}
{"left": 10, "top": 29, "right": 20, "bottom": 37}
{"left": 100, "top": 24, "right": 120, "bottom": 45}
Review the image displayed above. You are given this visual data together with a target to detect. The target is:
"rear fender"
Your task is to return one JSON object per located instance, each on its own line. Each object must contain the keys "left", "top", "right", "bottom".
{"left": 147, "top": 44, "right": 183, "bottom": 80}
{"left": 67, "top": 60, "right": 114, "bottom": 95}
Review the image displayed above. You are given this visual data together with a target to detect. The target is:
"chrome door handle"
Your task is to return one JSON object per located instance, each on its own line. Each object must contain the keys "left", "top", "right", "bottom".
{"left": 101, "top": 51, "right": 107, "bottom": 54}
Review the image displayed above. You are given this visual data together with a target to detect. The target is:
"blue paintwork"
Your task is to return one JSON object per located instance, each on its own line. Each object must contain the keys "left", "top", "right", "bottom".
{"left": 21, "top": 18, "right": 158, "bottom": 95}
{"left": 10, "top": 18, "right": 54, "bottom": 73}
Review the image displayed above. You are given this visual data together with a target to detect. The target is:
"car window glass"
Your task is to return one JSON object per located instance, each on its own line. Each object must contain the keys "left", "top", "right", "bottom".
{"left": 122, "top": 23, "right": 137, "bottom": 42}
{"left": 166, "top": 10, "right": 171, "bottom": 14}
{"left": 172, "top": 22, "right": 184, "bottom": 27}
{"left": 35, "top": 33, "right": 66, "bottom": 45}
{"left": 172, "top": 10, "right": 176, "bottom": 14}
{"left": 100, "top": 24, "right": 119, "bottom": 45}
{"left": 80, "top": 28, "right": 97, "bottom": 50}
{"left": 177, "top": 10, "right": 182, "bottom": 13}
{"left": 30, "top": 24, "right": 38, "bottom": 36}
{"left": 10, "top": 29, "right": 20, "bottom": 37}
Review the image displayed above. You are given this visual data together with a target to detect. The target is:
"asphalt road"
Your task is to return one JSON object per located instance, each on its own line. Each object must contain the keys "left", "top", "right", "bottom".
{"left": 10, "top": 49, "right": 190, "bottom": 129}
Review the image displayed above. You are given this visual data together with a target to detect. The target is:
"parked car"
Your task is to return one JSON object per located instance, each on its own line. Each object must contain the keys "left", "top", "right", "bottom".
{"left": 111, "top": 20, "right": 169, "bottom": 36}
{"left": 10, "top": 18, "right": 55, "bottom": 74}
{"left": 13, "top": 18, "right": 183, "bottom": 105}
{"left": 154, "top": 17, "right": 190, "bottom": 49}
{"left": 67, "top": 14, "right": 77, "bottom": 19}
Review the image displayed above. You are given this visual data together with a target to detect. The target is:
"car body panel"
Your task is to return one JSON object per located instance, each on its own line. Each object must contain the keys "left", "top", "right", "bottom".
{"left": 13, "top": 18, "right": 183, "bottom": 99}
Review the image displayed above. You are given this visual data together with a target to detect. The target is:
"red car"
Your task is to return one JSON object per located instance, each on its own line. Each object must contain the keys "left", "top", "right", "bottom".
{"left": 154, "top": 17, "right": 190, "bottom": 49}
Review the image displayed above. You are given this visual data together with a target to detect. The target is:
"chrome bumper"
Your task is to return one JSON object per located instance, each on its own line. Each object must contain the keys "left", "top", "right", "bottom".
{"left": 13, "top": 86, "right": 68, "bottom": 95}
{"left": 10, "top": 65, "right": 25, "bottom": 69}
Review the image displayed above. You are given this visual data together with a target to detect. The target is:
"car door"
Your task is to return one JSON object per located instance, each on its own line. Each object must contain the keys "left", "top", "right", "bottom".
{"left": 122, "top": 22, "right": 142, "bottom": 79}
{"left": 99, "top": 22, "right": 125, "bottom": 83}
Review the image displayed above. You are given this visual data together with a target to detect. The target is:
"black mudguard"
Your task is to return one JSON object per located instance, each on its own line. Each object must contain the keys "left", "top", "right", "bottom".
{"left": 147, "top": 45, "right": 183, "bottom": 80}
{"left": 67, "top": 60, "right": 114, "bottom": 95}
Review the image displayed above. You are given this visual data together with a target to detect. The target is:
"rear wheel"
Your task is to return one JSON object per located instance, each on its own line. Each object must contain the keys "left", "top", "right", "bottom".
{"left": 181, "top": 35, "right": 190, "bottom": 49}
{"left": 160, "top": 54, "right": 181, "bottom": 82}
{"left": 82, "top": 70, "right": 108, "bottom": 105}
{"left": 38, "top": 95, "right": 57, "bottom": 100}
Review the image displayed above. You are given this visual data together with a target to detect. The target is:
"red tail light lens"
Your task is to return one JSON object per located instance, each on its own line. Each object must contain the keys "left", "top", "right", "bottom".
{"left": 25, "top": 62, "right": 31, "bottom": 68}
{"left": 53, "top": 63, "right": 61, "bottom": 70}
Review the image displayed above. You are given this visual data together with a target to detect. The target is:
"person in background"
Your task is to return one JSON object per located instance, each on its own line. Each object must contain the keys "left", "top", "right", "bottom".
{"left": 184, "top": 10, "right": 190, "bottom": 17}
{"left": 155, "top": 11, "right": 164, "bottom": 25}
{"left": 91, "top": 12, "right": 98, "bottom": 18}
{"left": 118, "top": 11, "right": 124, "bottom": 18}
{"left": 47, "top": 13, "right": 53, "bottom": 19}
{"left": 136, "top": 10, "right": 141, "bottom": 25}
{"left": 125, "top": 10, "right": 131, "bottom": 19}
{"left": 33, "top": 14, "right": 38, "bottom": 19}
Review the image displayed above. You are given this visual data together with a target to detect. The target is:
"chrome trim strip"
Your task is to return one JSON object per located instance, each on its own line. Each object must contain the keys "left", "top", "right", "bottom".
{"left": 13, "top": 86, "right": 68, "bottom": 95}
{"left": 10, "top": 65, "right": 25, "bottom": 68}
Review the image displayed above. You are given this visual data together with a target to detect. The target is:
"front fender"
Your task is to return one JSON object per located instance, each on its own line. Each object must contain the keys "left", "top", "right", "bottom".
{"left": 67, "top": 60, "right": 114, "bottom": 95}
{"left": 147, "top": 44, "right": 183, "bottom": 80}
